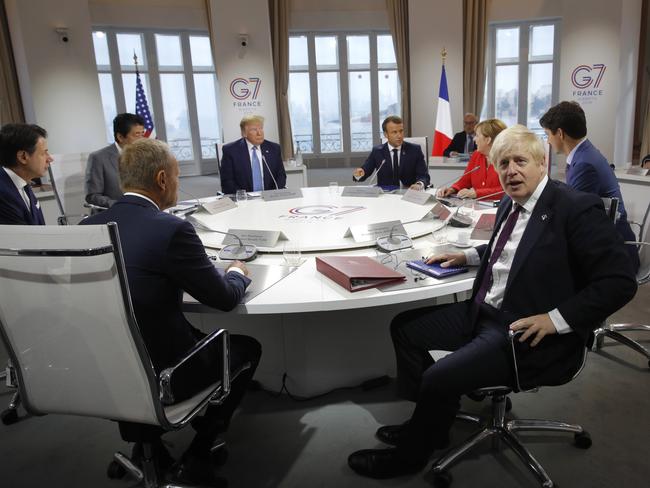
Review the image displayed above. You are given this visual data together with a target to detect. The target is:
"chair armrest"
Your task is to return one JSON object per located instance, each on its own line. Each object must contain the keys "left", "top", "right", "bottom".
{"left": 624, "top": 241, "right": 649, "bottom": 247}
{"left": 159, "top": 328, "right": 230, "bottom": 405}
{"left": 83, "top": 202, "right": 108, "bottom": 211}
{"left": 507, "top": 329, "right": 528, "bottom": 393}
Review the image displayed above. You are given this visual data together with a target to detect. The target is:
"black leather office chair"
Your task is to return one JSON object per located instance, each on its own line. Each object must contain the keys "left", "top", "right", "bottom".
{"left": 0, "top": 223, "right": 234, "bottom": 487}
{"left": 594, "top": 200, "right": 650, "bottom": 367}
{"left": 430, "top": 330, "right": 592, "bottom": 488}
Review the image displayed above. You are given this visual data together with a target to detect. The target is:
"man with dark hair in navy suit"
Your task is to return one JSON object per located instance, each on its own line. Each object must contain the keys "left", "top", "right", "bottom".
{"left": 348, "top": 125, "right": 637, "bottom": 480}
{"left": 540, "top": 100, "right": 639, "bottom": 271}
{"left": 0, "top": 123, "right": 53, "bottom": 225}
{"left": 353, "top": 115, "right": 430, "bottom": 190}
{"left": 82, "top": 138, "right": 261, "bottom": 487}
{"left": 219, "top": 114, "right": 286, "bottom": 194}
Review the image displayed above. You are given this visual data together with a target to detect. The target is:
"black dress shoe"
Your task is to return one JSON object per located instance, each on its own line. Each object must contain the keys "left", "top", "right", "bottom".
{"left": 167, "top": 454, "right": 228, "bottom": 488}
{"left": 348, "top": 447, "right": 429, "bottom": 479}
{"left": 376, "top": 422, "right": 450, "bottom": 449}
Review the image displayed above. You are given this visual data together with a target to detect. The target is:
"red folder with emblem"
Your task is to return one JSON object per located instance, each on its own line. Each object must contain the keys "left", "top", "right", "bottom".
{"left": 315, "top": 256, "right": 406, "bottom": 292}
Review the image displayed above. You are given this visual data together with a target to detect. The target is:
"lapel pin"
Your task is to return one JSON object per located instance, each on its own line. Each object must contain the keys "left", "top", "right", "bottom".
{"left": 541, "top": 214, "right": 548, "bottom": 221}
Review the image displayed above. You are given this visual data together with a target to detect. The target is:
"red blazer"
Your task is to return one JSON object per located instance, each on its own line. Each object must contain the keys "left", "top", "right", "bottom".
{"left": 451, "top": 151, "right": 503, "bottom": 199}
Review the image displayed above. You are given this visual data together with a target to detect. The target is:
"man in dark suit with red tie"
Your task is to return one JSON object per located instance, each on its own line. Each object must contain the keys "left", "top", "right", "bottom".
{"left": 0, "top": 123, "right": 53, "bottom": 225}
{"left": 353, "top": 115, "right": 430, "bottom": 190}
{"left": 219, "top": 114, "right": 286, "bottom": 195}
{"left": 348, "top": 125, "right": 637, "bottom": 479}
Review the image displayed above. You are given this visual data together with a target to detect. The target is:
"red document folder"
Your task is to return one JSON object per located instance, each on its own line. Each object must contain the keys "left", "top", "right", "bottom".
{"left": 315, "top": 256, "right": 406, "bottom": 292}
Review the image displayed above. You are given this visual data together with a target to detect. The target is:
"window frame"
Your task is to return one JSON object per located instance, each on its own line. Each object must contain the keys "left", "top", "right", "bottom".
{"left": 92, "top": 27, "right": 222, "bottom": 176}
{"left": 483, "top": 18, "right": 561, "bottom": 135}
{"left": 289, "top": 30, "right": 399, "bottom": 158}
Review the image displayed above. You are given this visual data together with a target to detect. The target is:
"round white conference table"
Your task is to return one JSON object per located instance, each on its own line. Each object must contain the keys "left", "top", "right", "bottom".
{"left": 183, "top": 186, "right": 494, "bottom": 396}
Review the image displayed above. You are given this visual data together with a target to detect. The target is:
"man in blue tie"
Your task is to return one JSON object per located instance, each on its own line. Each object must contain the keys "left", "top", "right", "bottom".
{"left": 0, "top": 123, "right": 53, "bottom": 225}
{"left": 219, "top": 115, "right": 286, "bottom": 195}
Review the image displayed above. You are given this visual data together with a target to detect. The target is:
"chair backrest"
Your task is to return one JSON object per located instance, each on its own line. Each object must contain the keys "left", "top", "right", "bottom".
{"left": 404, "top": 136, "right": 429, "bottom": 159}
{"left": 638, "top": 201, "right": 650, "bottom": 283}
{"left": 0, "top": 224, "right": 164, "bottom": 426}
{"left": 601, "top": 197, "right": 619, "bottom": 223}
{"left": 48, "top": 153, "right": 88, "bottom": 222}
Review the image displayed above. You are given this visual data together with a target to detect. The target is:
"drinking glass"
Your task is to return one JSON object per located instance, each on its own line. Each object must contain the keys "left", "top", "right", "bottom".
{"left": 329, "top": 181, "right": 339, "bottom": 196}
{"left": 235, "top": 189, "right": 247, "bottom": 203}
{"left": 283, "top": 240, "right": 302, "bottom": 267}
{"left": 432, "top": 220, "right": 448, "bottom": 245}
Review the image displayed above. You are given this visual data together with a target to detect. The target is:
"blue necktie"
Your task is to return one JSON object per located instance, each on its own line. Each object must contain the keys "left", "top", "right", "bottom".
{"left": 251, "top": 146, "right": 263, "bottom": 191}
{"left": 24, "top": 184, "right": 45, "bottom": 225}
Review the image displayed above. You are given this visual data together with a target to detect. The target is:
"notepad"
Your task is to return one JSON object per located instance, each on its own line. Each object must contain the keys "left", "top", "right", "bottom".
{"left": 406, "top": 260, "right": 469, "bottom": 279}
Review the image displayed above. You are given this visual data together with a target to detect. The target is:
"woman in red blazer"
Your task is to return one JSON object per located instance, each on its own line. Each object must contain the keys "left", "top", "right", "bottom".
{"left": 437, "top": 118, "right": 507, "bottom": 200}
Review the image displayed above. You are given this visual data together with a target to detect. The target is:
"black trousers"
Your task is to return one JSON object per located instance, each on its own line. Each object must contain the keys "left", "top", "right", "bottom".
{"left": 390, "top": 300, "right": 515, "bottom": 456}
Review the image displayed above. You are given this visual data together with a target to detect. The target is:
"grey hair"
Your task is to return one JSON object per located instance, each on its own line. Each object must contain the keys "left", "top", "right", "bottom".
{"left": 119, "top": 138, "right": 174, "bottom": 192}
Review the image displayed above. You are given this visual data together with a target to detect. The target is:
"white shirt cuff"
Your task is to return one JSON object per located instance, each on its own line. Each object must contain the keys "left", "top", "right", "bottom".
{"left": 548, "top": 308, "right": 572, "bottom": 334}
{"left": 227, "top": 267, "right": 245, "bottom": 276}
{"left": 463, "top": 247, "right": 481, "bottom": 266}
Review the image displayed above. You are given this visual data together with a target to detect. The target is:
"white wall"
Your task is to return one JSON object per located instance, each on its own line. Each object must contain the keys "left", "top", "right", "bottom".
{"left": 409, "top": 0, "right": 464, "bottom": 141}
{"left": 89, "top": 0, "right": 207, "bottom": 29}
{"left": 489, "top": 0, "right": 642, "bottom": 164}
{"left": 5, "top": 0, "right": 106, "bottom": 154}
{"left": 290, "top": 0, "right": 388, "bottom": 31}
{"left": 208, "top": 0, "right": 279, "bottom": 144}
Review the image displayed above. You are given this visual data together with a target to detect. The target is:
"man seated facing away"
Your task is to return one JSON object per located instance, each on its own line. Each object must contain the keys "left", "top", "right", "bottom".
{"left": 220, "top": 114, "right": 286, "bottom": 194}
{"left": 443, "top": 112, "right": 478, "bottom": 157}
{"left": 353, "top": 115, "right": 430, "bottom": 190}
{"left": 348, "top": 125, "right": 637, "bottom": 480}
{"left": 0, "top": 123, "right": 53, "bottom": 225}
{"left": 540, "top": 101, "right": 640, "bottom": 272}
{"left": 81, "top": 138, "right": 261, "bottom": 487}
{"left": 85, "top": 113, "right": 145, "bottom": 209}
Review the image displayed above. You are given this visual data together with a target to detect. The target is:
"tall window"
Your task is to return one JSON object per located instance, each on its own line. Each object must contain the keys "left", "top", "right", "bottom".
{"left": 289, "top": 32, "right": 400, "bottom": 156}
{"left": 91, "top": 29, "right": 221, "bottom": 174}
{"left": 482, "top": 20, "right": 560, "bottom": 134}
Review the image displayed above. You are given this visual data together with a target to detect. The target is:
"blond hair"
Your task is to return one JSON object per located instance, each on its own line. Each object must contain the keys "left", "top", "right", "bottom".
{"left": 475, "top": 118, "right": 507, "bottom": 142}
{"left": 240, "top": 114, "right": 265, "bottom": 131}
{"left": 489, "top": 124, "right": 546, "bottom": 168}
{"left": 119, "top": 138, "right": 174, "bottom": 192}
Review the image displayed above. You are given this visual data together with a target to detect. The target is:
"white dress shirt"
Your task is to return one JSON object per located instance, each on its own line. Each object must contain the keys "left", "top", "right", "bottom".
{"left": 2, "top": 166, "right": 32, "bottom": 209}
{"left": 464, "top": 175, "right": 572, "bottom": 334}
{"left": 245, "top": 139, "right": 264, "bottom": 183}
{"left": 565, "top": 137, "right": 586, "bottom": 168}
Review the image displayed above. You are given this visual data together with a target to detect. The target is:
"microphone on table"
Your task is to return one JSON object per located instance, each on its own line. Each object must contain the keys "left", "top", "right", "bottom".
{"left": 448, "top": 190, "right": 505, "bottom": 228}
{"left": 435, "top": 166, "right": 481, "bottom": 206}
{"left": 376, "top": 222, "right": 413, "bottom": 253}
{"left": 186, "top": 216, "right": 258, "bottom": 262}
{"left": 354, "top": 159, "right": 386, "bottom": 186}
{"left": 261, "top": 153, "right": 279, "bottom": 189}
{"left": 170, "top": 188, "right": 203, "bottom": 217}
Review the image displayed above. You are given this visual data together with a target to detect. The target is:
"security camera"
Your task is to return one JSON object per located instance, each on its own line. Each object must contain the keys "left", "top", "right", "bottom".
{"left": 55, "top": 27, "right": 69, "bottom": 43}
{"left": 239, "top": 34, "right": 249, "bottom": 48}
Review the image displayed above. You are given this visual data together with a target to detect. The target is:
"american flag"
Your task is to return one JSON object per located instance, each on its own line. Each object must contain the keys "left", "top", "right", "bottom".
{"left": 135, "top": 67, "right": 155, "bottom": 138}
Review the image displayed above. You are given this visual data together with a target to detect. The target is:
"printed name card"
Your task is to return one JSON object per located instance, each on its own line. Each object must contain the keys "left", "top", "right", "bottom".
{"left": 345, "top": 220, "right": 406, "bottom": 243}
{"left": 261, "top": 188, "right": 304, "bottom": 201}
{"left": 431, "top": 202, "right": 451, "bottom": 220}
{"left": 341, "top": 186, "right": 382, "bottom": 197}
{"left": 626, "top": 167, "right": 649, "bottom": 176}
{"left": 201, "top": 197, "right": 237, "bottom": 215}
{"left": 401, "top": 189, "right": 434, "bottom": 205}
{"left": 223, "top": 229, "right": 288, "bottom": 248}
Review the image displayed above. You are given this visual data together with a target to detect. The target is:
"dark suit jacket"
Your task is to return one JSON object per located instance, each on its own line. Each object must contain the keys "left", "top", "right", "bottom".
{"left": 85, "top": 143, "right": 123, "bottom": 208}
{"left": 357, "top": 141, "right": 430, "bottom": 187}
{"left": 443, "top": 131, "right": 475, "bottom": 157}
{"left": 80, "top": 195, "right": 250, "bottom": 374}
{"left": 567, "top": 139, "right": 639, "bottom": 271}
{"left": 220, "top": 138, "right": 286, "bottom": 194}
{"left": 0, "top": 168, "right": 45, "bottom": 225}
{"left": 472, "top": 180, "right": 637, "bottom": 389}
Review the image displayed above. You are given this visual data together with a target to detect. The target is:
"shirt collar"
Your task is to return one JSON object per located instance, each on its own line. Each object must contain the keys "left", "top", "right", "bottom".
{"left": 517, "top": 174, "right": 548, "bottom": 214}
{"left": 566, "top": 138, "right": 587, "bottom": 166}
{"left": 387, "top": 142, "right": 401, "bottom": 152}
{"left": 2, "top": 166, "right": 30, "bottom": 191}
{"left": 123, "top": 192, "right": 160, "bottom": 210}
{"left": 115, "top": 141, "right": 123, "bottom": 154}
{"left": 245, "top": 139, "right": 260, "bottom": 152}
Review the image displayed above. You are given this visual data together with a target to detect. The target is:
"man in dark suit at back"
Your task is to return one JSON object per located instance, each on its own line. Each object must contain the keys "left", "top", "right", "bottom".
{"left": 348, "top": 125, "right": 637, "bottom": 480}
{"left": 540, "top": 100, "right": 639, "bottom": 271}
{"left": 219, "top": 114, "right": 286, "bottom": 194}
{"left": 85, "top": 113, "right": 145, "bottom": 209}
{"left": 353, "top": 115, "right": 430, "bottom": 190}
{"left": 0, "top": 123, "right": 53, "bottom": 225}
{"left": 81, "top": 138, "right": 261, "bottom": 487}
{"left": 443, "top": 112, "right": 478, "bottom": 157}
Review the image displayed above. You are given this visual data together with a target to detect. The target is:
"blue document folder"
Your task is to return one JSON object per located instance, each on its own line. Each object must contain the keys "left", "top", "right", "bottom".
{"left": 406, "top": 260, "right": 469, "bottom": 279}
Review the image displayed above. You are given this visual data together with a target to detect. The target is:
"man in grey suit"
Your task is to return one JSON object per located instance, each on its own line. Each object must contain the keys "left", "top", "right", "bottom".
{"left": 85, "top": 113, "right": 145, "bottom": 209}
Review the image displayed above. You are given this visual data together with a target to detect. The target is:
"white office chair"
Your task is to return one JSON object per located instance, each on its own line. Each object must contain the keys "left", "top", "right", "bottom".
{"left": 404, "top": 136, "right": 429, "bottom": 159}
{"left": 0, "top": 223, "right": 232, "bottom": 487}
{"left": 48, "top": 153, "right": 90, "bottom": 224}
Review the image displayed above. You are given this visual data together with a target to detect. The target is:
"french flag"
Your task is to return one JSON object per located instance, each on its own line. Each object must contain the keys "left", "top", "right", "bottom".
{"left": 432, "top": 65, "right": 453, "bottom": 156}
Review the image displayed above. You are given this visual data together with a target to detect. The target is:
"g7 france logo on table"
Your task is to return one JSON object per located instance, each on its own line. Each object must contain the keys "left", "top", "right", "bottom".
{"left": 280, "top": 205, "right": 365, "bottom": 221}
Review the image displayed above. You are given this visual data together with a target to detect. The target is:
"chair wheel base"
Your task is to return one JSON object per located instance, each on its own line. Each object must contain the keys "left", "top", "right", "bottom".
{"left": 574, "top": 431, "right": 592, "bottom": 449}
{"left": 1, "top": 408, "right": 19, "bottom": 425}
{"left": 432, "top": 470, "right": 452, "bottom": 487}
{"left": 106, "top": 460, "right": 126, "bottom": 479}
